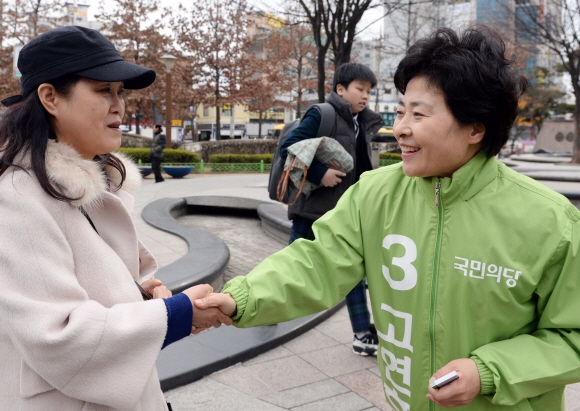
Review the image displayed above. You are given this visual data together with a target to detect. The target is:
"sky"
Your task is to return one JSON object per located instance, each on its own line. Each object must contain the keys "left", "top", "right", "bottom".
{"left": 85, "top": 0, "right": 383, "bottom": 40}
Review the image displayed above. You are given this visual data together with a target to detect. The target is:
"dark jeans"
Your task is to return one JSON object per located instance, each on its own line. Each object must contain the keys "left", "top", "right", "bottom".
{"left": 289, "top": 215, "right": 371, "bottom": 334}
{"left": 151, "top": 156, "right": 164, "bottom": 182}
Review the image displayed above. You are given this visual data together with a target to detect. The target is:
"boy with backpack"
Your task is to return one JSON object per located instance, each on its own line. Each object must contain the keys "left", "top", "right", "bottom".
{"left": 279, "top": 63, "right": 384, "bottom": 355}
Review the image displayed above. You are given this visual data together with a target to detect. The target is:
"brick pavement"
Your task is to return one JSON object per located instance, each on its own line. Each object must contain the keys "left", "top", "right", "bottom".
{"left": 131, "top": 173, "right": 580, "bottom": 410}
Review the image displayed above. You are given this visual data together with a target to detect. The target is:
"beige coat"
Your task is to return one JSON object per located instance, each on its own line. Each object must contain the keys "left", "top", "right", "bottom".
{"left": 0, "top": 141, "right": 170, "bottom": 411}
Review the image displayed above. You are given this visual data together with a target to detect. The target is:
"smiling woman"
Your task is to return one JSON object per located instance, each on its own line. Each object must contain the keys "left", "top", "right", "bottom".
{"left": 0, "top": 26, "right": 232, "bottom": 411}
{"left": 195, "top": 25, "right": 580, "bottom": 411}
{"left": 394, "top": 76, "right": 484, "bottom": 178}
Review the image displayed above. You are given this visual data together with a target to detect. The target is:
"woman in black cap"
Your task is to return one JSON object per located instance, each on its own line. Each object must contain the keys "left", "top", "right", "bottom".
{"left": 0, "top": 26, "right": 230, "bottom": 411}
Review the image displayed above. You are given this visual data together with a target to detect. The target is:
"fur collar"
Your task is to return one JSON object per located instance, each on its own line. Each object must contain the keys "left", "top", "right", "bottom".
{"left": 42, "top": 140, "right": 141, "bottom": 209}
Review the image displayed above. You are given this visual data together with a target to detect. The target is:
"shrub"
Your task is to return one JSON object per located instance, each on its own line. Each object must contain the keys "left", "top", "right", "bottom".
{"left": 379, "top": 152, "right": 402, "bottom": 160}
{"left": 209, "top": 153, "right": 274, "bottom": 164}
{"left": 199, "top": 140, "right": 278, "bottom": 162}
{"left": 116, "top": 148, "right": 150, "bottom": 163}
{"left": 117, "top": 148, "right": 200, "bottom": 164}
{"left": 163, "top": 149, "right": 200, "bottom": 163}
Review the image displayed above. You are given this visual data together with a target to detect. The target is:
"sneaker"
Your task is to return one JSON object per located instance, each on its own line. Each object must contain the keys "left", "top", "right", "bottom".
{"left": 352, "top": 324, "right": 378, "bottom": 356}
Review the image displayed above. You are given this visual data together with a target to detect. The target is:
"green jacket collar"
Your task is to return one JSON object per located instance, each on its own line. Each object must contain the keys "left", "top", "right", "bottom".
{"left": 416, "top": 151, "right": 498, "bottom": 207}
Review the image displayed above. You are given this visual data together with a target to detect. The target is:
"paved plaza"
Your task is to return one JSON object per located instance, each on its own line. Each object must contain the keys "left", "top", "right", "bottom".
{"left": 132, "top": 171, "right": 580, "bottom": 411}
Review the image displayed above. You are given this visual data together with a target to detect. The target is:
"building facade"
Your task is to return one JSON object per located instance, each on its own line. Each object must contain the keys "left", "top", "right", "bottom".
{"left": 377, "top": 0, "right": 565, "bottom": 105}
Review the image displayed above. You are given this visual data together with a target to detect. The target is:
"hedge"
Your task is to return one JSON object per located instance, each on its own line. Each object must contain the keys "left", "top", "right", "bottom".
{"left": 209, "top": 153, "right": 274, "bottom": 164}
{"left": 379, "top": 152, "right": 402, "bottom": 160}
{"left": 199, "top": 140, "right": 278, "bottom": 162}
{"left": 117, "top": 148, "right": 200, "bottom": 163}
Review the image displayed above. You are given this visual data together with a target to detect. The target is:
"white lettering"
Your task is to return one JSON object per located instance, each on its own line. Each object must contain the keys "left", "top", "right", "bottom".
{"left": 384, "top": 382, "right": 411, "bottom": 411}
{"left": 381, "top": 346, "right": 412, "bottom": 388}
{"left": 377, "top": 303, "right": 414, "bottom": 352}
{"left": 382, "top": 235, "right": 418, "bottom": 290}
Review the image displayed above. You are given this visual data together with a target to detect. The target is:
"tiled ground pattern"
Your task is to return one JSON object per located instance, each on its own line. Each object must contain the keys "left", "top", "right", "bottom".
{"left": 179, "top": 213, "right": 286, "bottom": 283}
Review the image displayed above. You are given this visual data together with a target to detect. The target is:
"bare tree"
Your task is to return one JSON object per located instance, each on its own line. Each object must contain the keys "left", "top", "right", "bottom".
{"left": 0, "top": 0, "right": 63, "bottom": 101}
{"left": 509, "top": 0, "right": 580, "bottom": 162}
{"left": 291, "top": 0, "right": 403, "bottom": 102}
{"left": 381, "top": 0, "right": 432, "bottom": 55}
{"left": 243, "top": 20, "right": 294, "bottom": 138}
{"left": 173, "top": 0, "right": 255, "bottom": 140}
{"left": 97, "top": 0, "right": 171, "bottom": 135}
{"left": 282, "top": 19, "right": 319, "bottom": 118}
{"left": 170, "top": 57, "right": 205, "bottom": 135}
{"left": 4, "top": 0, "right": 61, "bottom": 43}
{"left": 0, "top": 0, "right": 20, "bottom": 100}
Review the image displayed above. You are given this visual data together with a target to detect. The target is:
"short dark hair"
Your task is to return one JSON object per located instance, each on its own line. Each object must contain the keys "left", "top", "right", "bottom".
{"left": 394, "top": 25, "right": 527, "bottom": 157}
{"left": 332, "top": 63, "right": 377, "bottom": 92}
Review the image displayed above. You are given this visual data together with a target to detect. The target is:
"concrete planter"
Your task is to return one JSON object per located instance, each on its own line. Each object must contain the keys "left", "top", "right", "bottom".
{"left": 138, "top": 166, "right": 152, "bottom": 177}
{"left": 162, "top": 165, "right": 194, "bottom": 178}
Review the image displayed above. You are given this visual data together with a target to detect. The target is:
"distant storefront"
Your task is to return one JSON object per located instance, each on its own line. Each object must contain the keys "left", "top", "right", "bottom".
{"left": 197, "top": 122, "right": 247, "bottom": 141}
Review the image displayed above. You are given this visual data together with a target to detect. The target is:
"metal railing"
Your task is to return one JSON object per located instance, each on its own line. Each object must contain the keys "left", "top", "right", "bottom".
{"left": 138, "top": 158, "right": 400, "bottom": 175}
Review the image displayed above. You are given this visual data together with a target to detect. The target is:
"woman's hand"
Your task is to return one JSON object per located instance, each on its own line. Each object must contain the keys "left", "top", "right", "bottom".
{"left": 141, "top": 278, "right": 162, "bottom": 294}
{"left": 426, "top": 358, "right": 481, "bottom": 407}
{"left": 194, "top": 292, "right": 237, "bottom": 317}
{"left": 152, "top": 285, "right": 172, "bottom": 299}
{"left": 141, "top": 278, "right": 172, "bottom": 299}
{"left": 182, "top": 285, "right": 233, "bottom": 334}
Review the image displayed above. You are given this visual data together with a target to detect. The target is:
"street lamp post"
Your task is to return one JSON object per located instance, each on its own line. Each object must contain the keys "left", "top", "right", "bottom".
{"left": 160, "top": 53, "right": 178, "bottom": 149}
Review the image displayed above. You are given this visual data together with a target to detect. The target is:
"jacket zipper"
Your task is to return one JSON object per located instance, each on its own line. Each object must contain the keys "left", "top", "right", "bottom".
{"left": 430, "top": 180, "right": 443, "bottom": 411}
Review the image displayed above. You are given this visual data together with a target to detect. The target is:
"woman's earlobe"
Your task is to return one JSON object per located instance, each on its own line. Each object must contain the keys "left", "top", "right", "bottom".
{"left": 37, "top": 84, "right": 59, "bottom": 116}
{"left": 470, "top": 123, "right": 485, "bottom": 144}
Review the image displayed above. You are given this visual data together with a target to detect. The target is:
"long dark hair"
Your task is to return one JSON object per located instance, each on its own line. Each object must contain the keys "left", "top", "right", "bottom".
{"left": 0, "top": 75, "right": 126, "bottom": 202}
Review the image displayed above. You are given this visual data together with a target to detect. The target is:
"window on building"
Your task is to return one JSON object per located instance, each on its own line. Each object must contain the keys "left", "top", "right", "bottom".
{"left": 203, "top": 106, "right": 209, "bottom": 117}
{"left": 365, "top": 53, "right": 370, "bottom": 58}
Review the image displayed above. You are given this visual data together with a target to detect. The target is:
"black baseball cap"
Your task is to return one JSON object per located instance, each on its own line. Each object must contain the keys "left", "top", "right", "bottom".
{"left": 1, "top": 26, "right": 156, "bottom": 107}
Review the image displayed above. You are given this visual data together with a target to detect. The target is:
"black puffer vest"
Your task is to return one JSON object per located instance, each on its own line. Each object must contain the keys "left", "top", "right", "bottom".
{"left": 288, "top": 91, "right": 384, "bottom": 221}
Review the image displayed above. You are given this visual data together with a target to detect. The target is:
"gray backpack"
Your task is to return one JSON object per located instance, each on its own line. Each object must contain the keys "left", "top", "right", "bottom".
{"left": 268, "top": 103, "right": 335, "bottom": 203}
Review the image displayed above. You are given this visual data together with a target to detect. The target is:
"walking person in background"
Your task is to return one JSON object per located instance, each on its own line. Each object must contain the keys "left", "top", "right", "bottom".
{"left": 151, "top": 123, "right": 166, "bottom": 182}
{"left": 0, "top": 26, "right": 231, "bottom": 411}
{"left": 279, "top": 63, "right": 384, "bottom": 356}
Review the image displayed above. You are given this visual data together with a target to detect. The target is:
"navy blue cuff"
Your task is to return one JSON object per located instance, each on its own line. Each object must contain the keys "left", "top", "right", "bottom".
{"left": 307, "top": 160, "right": 327, "bottom": 185}
{"left": 162, "top": 293, "right": 192, "bottom": 349}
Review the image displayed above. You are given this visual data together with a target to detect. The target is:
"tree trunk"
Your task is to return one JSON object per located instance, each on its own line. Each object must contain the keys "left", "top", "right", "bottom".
{"left": 135, "top": 111, "right": 141, "bottom": 135}
{"left": 215, "top": 89, "right": 221, "bottom": 140}
{"left": 317, "top": 49, "right": 326, "bottom": 103}
{"left": 296, "top": 89, "right": 303, "bottom": 119}
{"left": 258, "top": 110, "right": 263, "bottom": 139}
{"left": 295, "top": 57, "right": 303, "bottom": 118}
{"left": 572, "top": 103, "right": 580, "bottom": 163}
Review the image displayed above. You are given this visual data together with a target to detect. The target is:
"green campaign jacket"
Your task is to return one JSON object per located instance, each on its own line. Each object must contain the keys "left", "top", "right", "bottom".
{"left": 223, "top": 151, "right": 580, "bottom": 411}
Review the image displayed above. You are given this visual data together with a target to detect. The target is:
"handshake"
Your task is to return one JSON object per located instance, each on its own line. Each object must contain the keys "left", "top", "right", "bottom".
{"left": 183, "top": 284, "right": 237, "bottom": 334}
{"left": 142, "top": 279, "right": 237, "bottom": 334}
